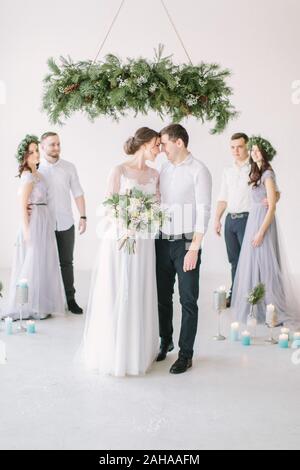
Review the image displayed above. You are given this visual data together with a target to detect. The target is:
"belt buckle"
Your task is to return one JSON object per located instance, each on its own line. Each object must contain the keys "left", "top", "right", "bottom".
{"left": 231, "top": 213, "right": 244, "bottom": 220}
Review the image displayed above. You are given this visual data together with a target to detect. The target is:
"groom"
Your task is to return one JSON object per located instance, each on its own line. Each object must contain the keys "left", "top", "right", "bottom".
{"left": 156, "top": 124, "right": 212, "bottom": 374}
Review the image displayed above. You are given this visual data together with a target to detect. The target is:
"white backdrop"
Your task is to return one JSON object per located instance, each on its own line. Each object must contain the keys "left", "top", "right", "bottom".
{"left": 0, "top": 0, "right": 299, "bottom": 278}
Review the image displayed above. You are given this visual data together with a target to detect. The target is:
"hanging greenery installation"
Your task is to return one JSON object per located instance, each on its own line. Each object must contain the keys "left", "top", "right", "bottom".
{"left": 42, "top": 45, "right": 237, "bottom": 133}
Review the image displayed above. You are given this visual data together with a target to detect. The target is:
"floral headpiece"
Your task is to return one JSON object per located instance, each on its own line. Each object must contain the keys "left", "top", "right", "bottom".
{"left": 248, "top": 136, "right": 277, "bottom": 161}
{"left": 16, "top": 135, "right": 40, "bottom": 164}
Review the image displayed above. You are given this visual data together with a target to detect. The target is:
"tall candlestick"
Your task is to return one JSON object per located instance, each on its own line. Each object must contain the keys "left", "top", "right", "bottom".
{"left": 213, "top": 289, "right": 227, "bottom": 311}
{"left": 265, "top": 304, "right": 278, "bottom": 344}
{"left": 247, "top": 315, "right": 257, "bottom": 338}
{"left": 16, "top": 279, "right": 28, "bottom": 332}
{"left": 266, "top": 304, "right": 277, "bottom": 327}
{"left": 212, "top": 287, "right": 227, "bottom": 341}
{"left": 16, "top": 279, "right": 29, "bottom": 304}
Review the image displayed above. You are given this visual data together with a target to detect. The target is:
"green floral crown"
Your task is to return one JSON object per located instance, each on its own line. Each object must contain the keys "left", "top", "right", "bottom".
{"left": 16, "top": 134, "right": 40, "bottom": 164}
{"left": 248, "top": 136, "right": 277, "bottom": 161}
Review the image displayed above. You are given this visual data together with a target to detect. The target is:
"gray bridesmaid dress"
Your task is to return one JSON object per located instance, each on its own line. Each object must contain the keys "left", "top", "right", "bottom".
{"left": 5, "top": 171, "right": 66, "bottom": 319}
{"left": 232, "top": 169, "right": 297, "bottom": 327}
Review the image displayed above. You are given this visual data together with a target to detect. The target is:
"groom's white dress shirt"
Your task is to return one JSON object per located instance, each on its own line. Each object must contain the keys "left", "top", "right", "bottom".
{"left": 159, "top": 153, "right": 212, "bottom": 236}
{"left": 39, "top": 158, "right": 84, "bottom": 232}
{"left": 217, "top": 159, "right": 251, "bottom": 214}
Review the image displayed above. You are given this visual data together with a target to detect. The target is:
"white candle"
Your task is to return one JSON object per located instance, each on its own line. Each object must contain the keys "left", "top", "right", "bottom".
{"left": 279, "top": 334, "right": 289, "bottom": 349}
{"left": 281, "top": 328, "right": 290, "bottom": 340}
{"left": 293, "top": 332, "right": 300, "bottom": 341}
{"left": 5, "top": 317, "right": 13, "bottom": 335}
{"left": 266, "top": 304, "right": 277, "bottom": 327}
{"left": 241, "top": 331, "right": 251, "bottom": 346}
{"left": 230, "top": 322, "right": 240, "bottom": 341}
{"left": 26, "top": 320, "right": 36, "bottom": 334}
{"left": 281, "top": 327, "right": 289, "bottom": 335}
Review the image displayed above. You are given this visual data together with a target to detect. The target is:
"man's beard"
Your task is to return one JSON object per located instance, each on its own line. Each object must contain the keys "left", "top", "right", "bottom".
{"left": 48, "top": 153, "right": 60, "bottom": 159}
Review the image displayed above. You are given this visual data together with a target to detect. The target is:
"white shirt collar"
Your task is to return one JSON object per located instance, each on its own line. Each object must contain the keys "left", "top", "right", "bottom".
{"left": 170, "top": 153, "right": 193, "bottom": 168}
{"left": 41, "top": 156, "right": 61, "bottom": 168}
{"left": 234, "top": 158, "right": 250, "bottom": 169}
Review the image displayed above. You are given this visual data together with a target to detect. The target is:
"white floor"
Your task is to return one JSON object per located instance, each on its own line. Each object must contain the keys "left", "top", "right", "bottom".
{"left": 0, "top": 268, "right": 300, "bottom": 451}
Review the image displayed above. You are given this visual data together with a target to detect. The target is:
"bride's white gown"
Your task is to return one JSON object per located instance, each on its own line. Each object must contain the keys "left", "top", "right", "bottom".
{"left": 81, "top": 164, "right": 160, "bottom": 377}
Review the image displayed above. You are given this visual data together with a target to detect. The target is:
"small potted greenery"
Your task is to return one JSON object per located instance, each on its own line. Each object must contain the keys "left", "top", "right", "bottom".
{"left": 247, "top": 283, "right": 266, "bottom": 336}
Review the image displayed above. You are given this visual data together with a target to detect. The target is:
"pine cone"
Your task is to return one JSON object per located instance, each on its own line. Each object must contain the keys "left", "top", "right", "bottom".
{"left": 199, "top": 95, "right": 208, "bottom": 104}
{"left": 64, "top": 83, "right": 79, "bottom": 94}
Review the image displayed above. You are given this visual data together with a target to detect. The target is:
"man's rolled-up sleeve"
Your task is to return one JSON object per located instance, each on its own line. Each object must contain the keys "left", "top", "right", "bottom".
{"left": 194, "top": 165, "right": 212, "bottom": 235}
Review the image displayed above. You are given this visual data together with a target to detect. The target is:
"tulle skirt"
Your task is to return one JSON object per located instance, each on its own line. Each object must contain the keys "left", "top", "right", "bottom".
{"left": 232, "top": 203, "right": 300, "bottom": 328}
{"left": 80, "top": 223, "right": 159, "bottom": 377}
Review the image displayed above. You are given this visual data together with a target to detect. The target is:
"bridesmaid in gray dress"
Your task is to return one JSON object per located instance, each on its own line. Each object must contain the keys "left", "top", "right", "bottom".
{"left": 5, "top": 135, "right": 66, "bottom": 320}
{"left": 232, "top": 136, "right": 298, "bottom": 328}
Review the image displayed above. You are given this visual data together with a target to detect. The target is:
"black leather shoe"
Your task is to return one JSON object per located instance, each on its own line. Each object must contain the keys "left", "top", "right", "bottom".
{"left": 156, "top": 340, "right": 174, "bottom": 362}
{"left": 169, "top": 356, "right": 192, "bottom": 374}
{"left": 39, "top": 313, "right": 52, "bottom": 320}
{"left": 68, "top": 299, "right": 83, "bottom": 314}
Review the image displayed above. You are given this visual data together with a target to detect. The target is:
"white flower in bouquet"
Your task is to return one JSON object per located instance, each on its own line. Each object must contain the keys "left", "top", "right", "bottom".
{"left": 103, "top": 188, "right": 170, "bottom": 254}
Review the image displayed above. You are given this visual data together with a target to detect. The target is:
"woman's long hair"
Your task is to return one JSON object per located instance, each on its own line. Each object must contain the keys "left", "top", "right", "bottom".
{"left": 249, "top": 146, "right": 272, "bottom": 187}
{"left": 17, "top": 142, "right": 39, "bottom": 177}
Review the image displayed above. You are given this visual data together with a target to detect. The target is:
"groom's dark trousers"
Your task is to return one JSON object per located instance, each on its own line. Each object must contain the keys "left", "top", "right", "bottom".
{"left": 224, "top": 212, "right": 249, "bottom": 298}
{"left": 155, "top": 233, "right": 201, "bottom": 360}
{"left": 55, "top": 225, "right": 76, "bottom": 302}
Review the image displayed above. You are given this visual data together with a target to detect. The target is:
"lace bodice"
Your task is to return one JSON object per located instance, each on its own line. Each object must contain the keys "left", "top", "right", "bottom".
{"left": 19, "top": 171, "right": 48, "bottom": 204}
{"left": 107, "top": 164, "right": 160, "bottom": 199}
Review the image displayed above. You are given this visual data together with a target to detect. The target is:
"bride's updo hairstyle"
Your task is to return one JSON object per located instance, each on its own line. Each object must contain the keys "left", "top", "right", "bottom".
{"left": 124, "top": 127, "right": 159, "bottom": 155}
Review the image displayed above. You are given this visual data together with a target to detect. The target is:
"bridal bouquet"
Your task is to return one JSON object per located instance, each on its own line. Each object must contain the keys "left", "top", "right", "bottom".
{"left": 103, "top": 188, "right": 169, "bottom": 254}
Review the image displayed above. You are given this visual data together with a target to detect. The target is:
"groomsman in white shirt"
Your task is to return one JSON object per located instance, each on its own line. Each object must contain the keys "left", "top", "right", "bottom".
{"left": 156, "top": 124, "right": 212, "bottom": 374}
{"left": 39, "top": 132, "right": 86, "bottom": 314}
{"left": 214, "top": 133, "right": 280, "bottom": 307}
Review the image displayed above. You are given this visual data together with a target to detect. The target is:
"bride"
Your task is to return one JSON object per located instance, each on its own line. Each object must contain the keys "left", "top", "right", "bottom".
{"left": 81, "top": 127, "right": 161, "bottom": 377}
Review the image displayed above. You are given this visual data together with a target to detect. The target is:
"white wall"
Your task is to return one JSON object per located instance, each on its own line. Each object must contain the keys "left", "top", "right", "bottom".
{"left": 0, "top": 0, "right": 299, "bottom": 277}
